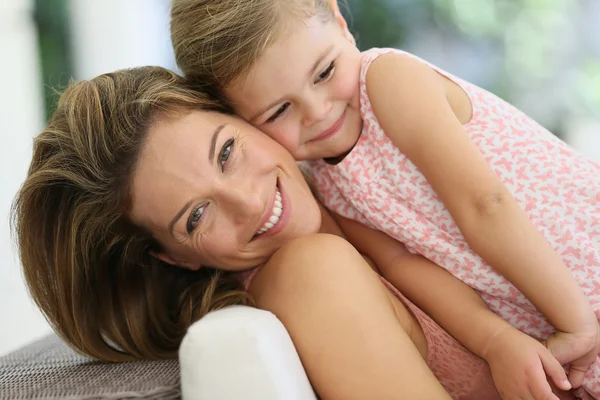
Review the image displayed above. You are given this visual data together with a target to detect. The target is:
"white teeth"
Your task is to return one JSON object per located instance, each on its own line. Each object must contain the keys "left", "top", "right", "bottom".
{"left": 255, "top": 186, "right": 283, "bottom": 236}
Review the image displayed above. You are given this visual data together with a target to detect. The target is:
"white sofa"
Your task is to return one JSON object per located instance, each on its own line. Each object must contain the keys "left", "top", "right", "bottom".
{"left": 179, "top": 305, "right": 319, "bottom": 400}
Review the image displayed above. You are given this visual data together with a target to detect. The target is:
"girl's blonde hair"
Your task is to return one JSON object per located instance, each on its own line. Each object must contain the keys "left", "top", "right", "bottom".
{"left": 170, "top": 0, "right": 334, "bottom": 98}
{"left": 11, "top": 66, "right": 249, "bottom": 362}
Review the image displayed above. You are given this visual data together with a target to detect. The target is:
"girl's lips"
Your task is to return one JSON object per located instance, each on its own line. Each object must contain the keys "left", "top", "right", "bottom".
{"left": 311, "top": 109, "right": 347, "bottom": 142}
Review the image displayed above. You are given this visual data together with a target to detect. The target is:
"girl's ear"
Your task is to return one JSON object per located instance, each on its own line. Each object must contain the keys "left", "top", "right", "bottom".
{"left": 328, "top": 0, "right": 356, "bottom": 45}
{"left": 149, "top": 250, "right": 201, "bottom": 271}
{"left": 328, "top": 0, "right": 342, "bottom": 15}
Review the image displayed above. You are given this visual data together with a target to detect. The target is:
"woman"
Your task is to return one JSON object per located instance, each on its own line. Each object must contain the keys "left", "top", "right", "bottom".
{"left": 10, "top": 65, "right": 456, "bottom": 399}
{"left": 13, "top": 66, "right": 580, "bottom": 399}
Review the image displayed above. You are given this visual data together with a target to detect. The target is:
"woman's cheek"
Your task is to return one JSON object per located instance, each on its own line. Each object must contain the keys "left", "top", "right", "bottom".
{"left": 204, "top": 238, "right": 236, "bottom": 268}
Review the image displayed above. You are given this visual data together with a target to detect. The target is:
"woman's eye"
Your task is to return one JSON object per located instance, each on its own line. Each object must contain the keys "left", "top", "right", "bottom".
{"left": 187, "top": 205, "right": 205, "bottom": 233}
{"left": 266, "top": 103, "right": 289, "bottom": 123}
{"left": 315, "top": 61, "right": 335, "bottom": 83}
{"left": 219, "top": 138, "right": 234, "bottom": 168}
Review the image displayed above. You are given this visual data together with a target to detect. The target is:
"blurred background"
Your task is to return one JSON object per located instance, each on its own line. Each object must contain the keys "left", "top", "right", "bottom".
{"left": 0, "top": 0, "right": 598, "bottom": 356}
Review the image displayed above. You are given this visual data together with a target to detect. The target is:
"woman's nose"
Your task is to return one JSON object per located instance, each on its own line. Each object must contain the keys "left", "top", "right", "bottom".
{"left": 220, "top": 182, "right": 263, "bottom": 224}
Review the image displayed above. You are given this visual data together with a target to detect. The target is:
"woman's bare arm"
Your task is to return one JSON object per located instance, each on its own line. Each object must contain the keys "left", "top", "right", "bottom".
{"left": 249, "top": 234, "right": 452, "bottom": 400}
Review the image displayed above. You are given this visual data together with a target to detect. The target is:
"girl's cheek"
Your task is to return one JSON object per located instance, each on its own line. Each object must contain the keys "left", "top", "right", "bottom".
{"left": 265, "top": 125, "right": 297, "bottom": 153}
{"left": 335, "top": 61, "right": 361, "bottom": 99}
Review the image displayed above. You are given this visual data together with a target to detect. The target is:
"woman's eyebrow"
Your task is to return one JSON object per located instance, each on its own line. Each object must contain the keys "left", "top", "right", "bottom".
{"left": 169, "top": 199, "right": 194, "bottom": 236}
{"left": 168, "top": 122, "right": 228, "bottom": 236}
{"left": 208, "top": 123, "right": 227, "bottom": 163}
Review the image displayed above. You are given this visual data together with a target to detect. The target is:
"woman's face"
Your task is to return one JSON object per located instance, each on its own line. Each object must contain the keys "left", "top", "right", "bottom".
{"left": 130, "top": 110, "right": 321, "bottom": 271}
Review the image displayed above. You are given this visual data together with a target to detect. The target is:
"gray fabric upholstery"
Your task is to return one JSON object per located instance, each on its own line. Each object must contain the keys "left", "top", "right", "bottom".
{"left": 0, "top": 334, "right": 180, "bottom": 399}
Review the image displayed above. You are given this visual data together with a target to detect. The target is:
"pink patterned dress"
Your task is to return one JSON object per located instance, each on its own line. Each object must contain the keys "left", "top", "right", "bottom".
{"left": 304, "top": 47, "right": 600, "bottom": 398}
{"left": 380, "top": 279, "right": 576, "bottom": 400}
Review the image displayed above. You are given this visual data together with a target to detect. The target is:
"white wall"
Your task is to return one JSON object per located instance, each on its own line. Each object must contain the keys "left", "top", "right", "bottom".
{"left": 69, "top": 0, "right": 176, "bottom": 80}
{"left": 0, "top": 0, "right": 174, "bottom": 357}
{"left": 0, "top": 0, "right": 50, "bottom": 356}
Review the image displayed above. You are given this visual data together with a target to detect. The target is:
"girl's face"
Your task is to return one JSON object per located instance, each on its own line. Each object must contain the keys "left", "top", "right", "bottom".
{"left": 130, "top": 110, "right": 321, "bottom": 271}
{"left": 224, "top": 15, "right": 363, "bottom": 161}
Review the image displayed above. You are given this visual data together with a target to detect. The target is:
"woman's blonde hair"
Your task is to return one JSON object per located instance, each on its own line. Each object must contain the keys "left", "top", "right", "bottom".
{"left": 170, "top": 0, "right": 334, "bottom": 99}
{"left": 11, "top": 66, "right": 249, "bottom": 362}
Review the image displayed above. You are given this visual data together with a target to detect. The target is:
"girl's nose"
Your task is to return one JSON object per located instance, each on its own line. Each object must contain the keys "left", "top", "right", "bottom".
{"left": 302, "top": 91, "right": 333, "bottom": 127}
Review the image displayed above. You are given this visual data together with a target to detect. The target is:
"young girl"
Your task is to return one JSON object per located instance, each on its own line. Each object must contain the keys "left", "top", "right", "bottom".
{"left": 170, "top": 0, "right": 600, "bottom": 397}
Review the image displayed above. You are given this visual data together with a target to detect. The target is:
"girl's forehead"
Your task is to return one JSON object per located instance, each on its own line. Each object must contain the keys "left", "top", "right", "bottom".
{"left": 241, "top": 16, "right": 340, "bottom": 93}
{"left": 229, "top": 19, "right": 337, "bottom": 92}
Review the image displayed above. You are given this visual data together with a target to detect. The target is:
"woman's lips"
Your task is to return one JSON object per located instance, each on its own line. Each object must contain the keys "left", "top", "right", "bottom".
{"left": 255, "top": 182, "right": 278, "bottom": 235}
{"left": 252, "top": 179, "right": 289, "bottom": 240}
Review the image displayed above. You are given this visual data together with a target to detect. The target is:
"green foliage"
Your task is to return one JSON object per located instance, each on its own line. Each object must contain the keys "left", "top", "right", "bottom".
{"left": 339, "top": 0, "right": 600, "bottom": 137}
{"left": 34, "top": 0, "right": 73, "bottom": 120}
{"left": 341, "top": 0, "right": 406, "bottom": 50}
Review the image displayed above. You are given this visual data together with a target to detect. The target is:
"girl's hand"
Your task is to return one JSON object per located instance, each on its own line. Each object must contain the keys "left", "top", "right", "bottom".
{"left": 483, "top": 327, "right": 571, "bottom": 400}
{"left": 545, "top": 324, "right": 600, "bottom": 388}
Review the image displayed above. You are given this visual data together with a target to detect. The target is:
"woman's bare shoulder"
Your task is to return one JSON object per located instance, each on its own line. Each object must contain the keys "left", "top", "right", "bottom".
{"left": 249, "top": 233, "right": 354, "bottom": 300}
{"left": 247, "top": 235, "right": 451, "bottom": 399}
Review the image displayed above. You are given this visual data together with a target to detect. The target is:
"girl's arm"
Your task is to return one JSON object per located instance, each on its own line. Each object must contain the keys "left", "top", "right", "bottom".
{"left": 365, "top": 53, "right": 597, "bottom": 385}
{"left": 249, "top": 233, "right": 452, "bottom": 400}
{"left": 335, "top": 214, "right": 571, "bottom": 399}
{"left": 379, "top": 255, "right": 573, "bottom": 399}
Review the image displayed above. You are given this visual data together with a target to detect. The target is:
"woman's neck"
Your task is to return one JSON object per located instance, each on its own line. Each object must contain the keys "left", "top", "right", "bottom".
{"left": 317, "top": 202, "right": 346, "bottom": 238}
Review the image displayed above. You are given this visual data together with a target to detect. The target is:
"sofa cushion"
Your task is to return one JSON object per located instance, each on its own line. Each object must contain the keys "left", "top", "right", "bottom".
{"left": 180, "top": 305, "right": 317, "bottom": 400}
{"left": 0, "top": 334, "right": 180, "bottom": 399}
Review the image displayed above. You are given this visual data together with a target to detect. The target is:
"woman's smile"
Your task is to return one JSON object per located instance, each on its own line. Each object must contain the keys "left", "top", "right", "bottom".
{"left": 130, "top": 110, "right": 321, "bottom": 271}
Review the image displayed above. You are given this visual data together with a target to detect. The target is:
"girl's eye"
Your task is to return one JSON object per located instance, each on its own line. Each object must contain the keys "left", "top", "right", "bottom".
{"left": 266, "top": 103, "right": 290, "bottom": 123}
{"left": 187, "top": 204, "right": 206, "bottom": 234}
{"left": 219, "top": 138, "right": 234, "bottom": 169}
{"left": 315, "top": 61, "right": 335, "bottom": 83}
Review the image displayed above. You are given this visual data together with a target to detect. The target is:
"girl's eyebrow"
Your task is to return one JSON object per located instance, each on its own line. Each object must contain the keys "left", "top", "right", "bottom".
{"left": 307, "top": 44, "right": 334, "bottom": 77}
{"left": 250, "top": 45, "right": 335, "bottom": 121}
{"left": 251, "top": 98, "right": 285, "bottom": 121}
